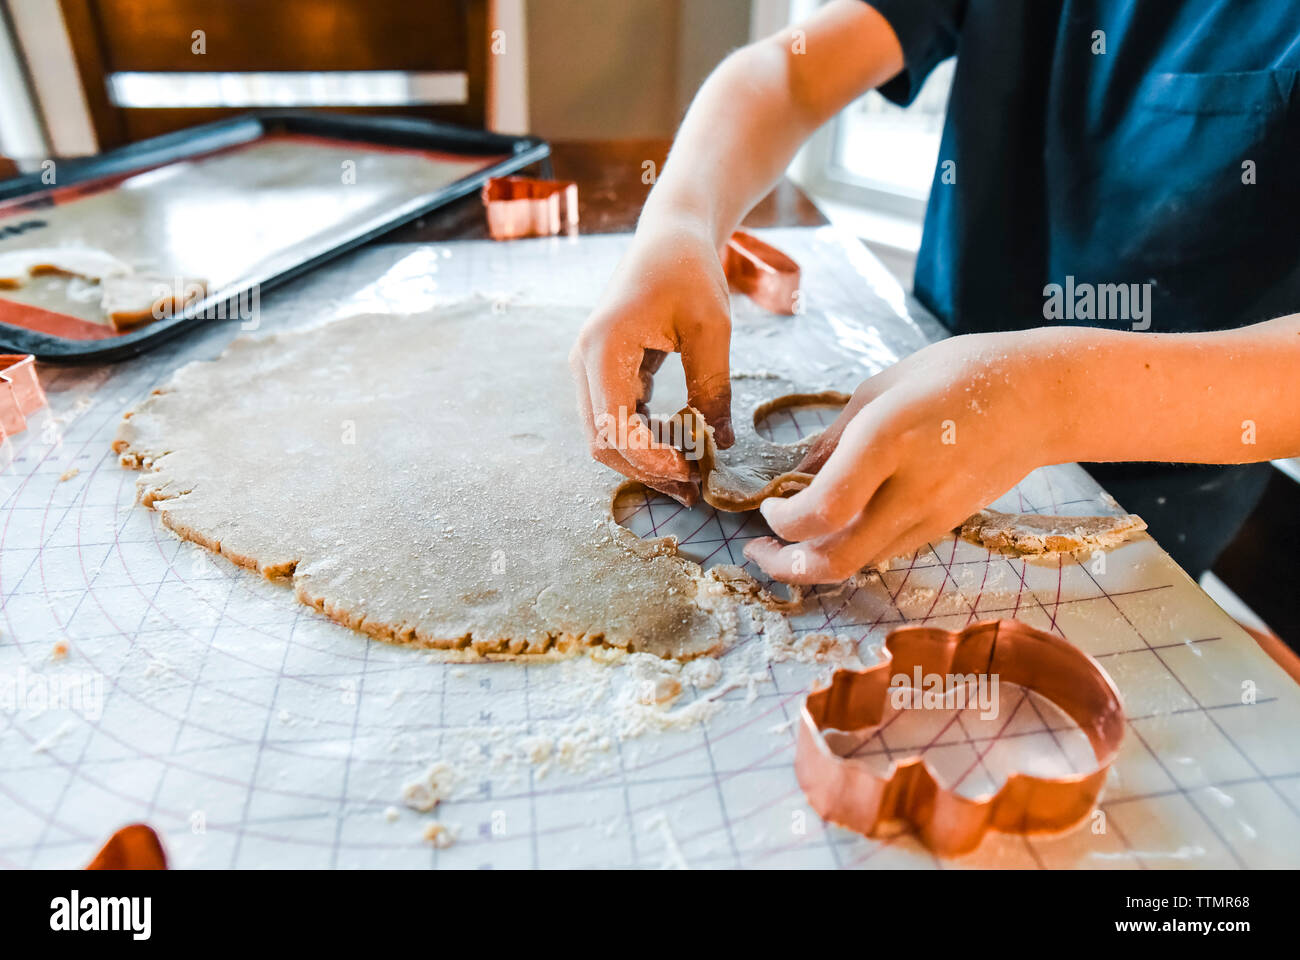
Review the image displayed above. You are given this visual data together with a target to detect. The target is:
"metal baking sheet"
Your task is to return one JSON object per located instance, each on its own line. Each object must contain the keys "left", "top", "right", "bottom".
{"left": 0, "top": 112, "right": 548, "bottom": 363}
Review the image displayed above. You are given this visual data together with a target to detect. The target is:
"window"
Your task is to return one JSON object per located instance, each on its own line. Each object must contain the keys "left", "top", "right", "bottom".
{"left": 830, "top": 59, "right": 954, "bottom": 205}
{"left": 796, "top": 58, "right": 955, "bottom": 223}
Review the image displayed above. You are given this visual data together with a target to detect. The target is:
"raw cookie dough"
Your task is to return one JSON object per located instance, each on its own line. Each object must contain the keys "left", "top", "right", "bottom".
{"left": 685, "top": 374, "right": 849, "bottom": 510}
{"left": 959, "top": 508, "right": 1147, "bottom": 556}
{"left": 113, "top": 301, "right": 767, "bottom": 660}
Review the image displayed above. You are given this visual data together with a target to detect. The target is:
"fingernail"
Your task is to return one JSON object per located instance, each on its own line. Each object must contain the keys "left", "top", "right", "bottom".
{"left": 758, "top": 498, "right": 782, "bottom": 527}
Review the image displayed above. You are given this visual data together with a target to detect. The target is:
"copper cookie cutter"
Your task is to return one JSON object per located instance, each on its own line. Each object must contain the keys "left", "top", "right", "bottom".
{"left": 482, "top": 175, "right": 580, "bottom": 240}
{"left": 724, "top": 230, "right": 800, "bottom": 315}
{"left": 796, "top": 619, "right": 1125, "bottom": 856}
{"left": 86, "top": 823, "right": 168, "bottom": 869}
{"left": 0, "top": 353, "right": 46, "bottom": 441}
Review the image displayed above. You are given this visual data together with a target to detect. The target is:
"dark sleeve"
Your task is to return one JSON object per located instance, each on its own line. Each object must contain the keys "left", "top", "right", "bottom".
{"left": 862, "top": 0, "right": 966, "bottom": 105}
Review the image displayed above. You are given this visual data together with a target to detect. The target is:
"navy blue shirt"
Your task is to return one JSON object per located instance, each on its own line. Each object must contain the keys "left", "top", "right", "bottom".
{"left": 866, "top": 0, "right": 1300, "bottom": 335}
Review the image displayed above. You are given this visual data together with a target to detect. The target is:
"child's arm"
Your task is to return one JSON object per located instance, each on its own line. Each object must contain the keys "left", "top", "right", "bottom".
{"left": 570, "top": 0, "right": 904, "bottom": 500}
{"left": 747, "top": 315, "right": 1300, "bottom": 583}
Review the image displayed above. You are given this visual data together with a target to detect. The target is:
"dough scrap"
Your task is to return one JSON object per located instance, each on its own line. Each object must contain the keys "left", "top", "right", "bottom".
{"left": 959, "top": 509, "right": 1147, "bottom": 556}
{"left": 686, "top": 377, "right": 849, "bottom": 511}
{"left": 113, "top": 301, "right": 773, "bottom": 661}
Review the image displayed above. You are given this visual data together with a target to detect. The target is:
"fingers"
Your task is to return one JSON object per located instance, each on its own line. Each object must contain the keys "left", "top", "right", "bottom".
{"left": 866, "top": 518, "right": 950, "bottom": 570}
{"left": 795, "top": 364, "right": 901, "bottom": 473}
{"left": 578, "top": 398, "right": 698, "bottom": 507}
{"left": 867, "top": 496, "right": 981, "bottom": 568}
{"left": 635, "top": 349, "right": 667, "bottom": 419}
{"left": 570, "top": 345, "right": 695, "bottom": 496}
{"left": 759, "top": 405, "right": 898, "bottom": 543}
{"left": 747, "top": 477, "right": 921, "bottom": 584}
{"left": 573, "top": 331, "right": 692, "bottom": 483}
{"left": 628, "top": 471, "right": 701, "bottom": 507}
{"left": 679, "top": 310, "right": 734, "bottom": 448}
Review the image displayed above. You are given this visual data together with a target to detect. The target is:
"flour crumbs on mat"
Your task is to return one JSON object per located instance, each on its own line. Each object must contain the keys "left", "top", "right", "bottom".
{"left": 389, "top": 603, "right": 866, "bottom": 827}
{"left": 401, "top": 761, "right": 457, "bottom": 812}
{"left": 421, "top": 821, "right": 459, "bottom": 849}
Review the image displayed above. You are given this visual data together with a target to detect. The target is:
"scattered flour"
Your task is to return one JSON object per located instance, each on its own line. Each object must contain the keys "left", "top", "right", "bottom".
{"left": 30, "top": 719, "right": 77, "bottom": 754}
{"left": 389, "top": 597, "right": 877, "bottom": 832}
{"left": 643, "top": 811, "right": 689, "bottom": 870}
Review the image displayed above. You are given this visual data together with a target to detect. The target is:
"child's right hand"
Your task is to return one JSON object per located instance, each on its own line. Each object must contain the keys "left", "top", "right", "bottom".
{"left": 570, "top": 217, "right": 735, "bottom": 504}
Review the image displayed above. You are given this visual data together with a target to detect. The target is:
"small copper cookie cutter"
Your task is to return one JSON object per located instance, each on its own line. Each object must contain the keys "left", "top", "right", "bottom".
{"left": 724, "top": 230, "right": 800, "bottom": 315}
{"left": 0, "top": 353, "right": 46, "bottom": 441}
{"left": 482, "top": 175, "right": 580, "bottom": 240}
{"left": 86, "top": 823, "right": 168, "bottom": 869}
{"left": 796, "top": 619, "right": 1125, "bottom": 856}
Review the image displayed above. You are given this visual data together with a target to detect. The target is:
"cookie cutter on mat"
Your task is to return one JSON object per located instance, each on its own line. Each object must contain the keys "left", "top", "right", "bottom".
{"left": 482, "top": 175, "right": 579, "bottom": 240}
{"left": 86, "top": 823, "right": 168, "bottom": 869}
{"left": 0, "top": 353, "right": 46, "bottom": 440}
{"left": 724, "top": 229, "right": 800, "bottom": 315}
{"left": 795, "top": 619, "right": 1125, "bottom": 856}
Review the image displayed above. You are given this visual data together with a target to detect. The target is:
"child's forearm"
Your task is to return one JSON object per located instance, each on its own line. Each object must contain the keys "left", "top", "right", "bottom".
{"left": 1032, "top": 315, "right": 1300, "bottom": 464}
{"left": 640, "top": 40, "right": 823, "bottom": 244}
{"left": 639, "top": 0, "right": 904, "bottom": 247}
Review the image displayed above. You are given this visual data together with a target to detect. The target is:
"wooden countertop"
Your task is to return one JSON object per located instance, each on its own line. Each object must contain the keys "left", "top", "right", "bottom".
{"left": 0, "top": 137, "right": 825, "bottom": 243}
{"left": 387, "top": 138, "right": 827, "bottom": 241}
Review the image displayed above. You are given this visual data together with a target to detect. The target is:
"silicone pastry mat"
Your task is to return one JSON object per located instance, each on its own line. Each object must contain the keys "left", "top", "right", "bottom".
{"left": 2, "top": 227, "right": 1298, "bottom": 869}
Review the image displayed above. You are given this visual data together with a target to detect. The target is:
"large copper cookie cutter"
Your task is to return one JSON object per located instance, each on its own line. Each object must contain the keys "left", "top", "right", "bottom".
{"left": 723, "top": 230, "right": 800, "bottom": 315}
{"left": 796, "top": 619, "right": 1125, "bottom": 856}
{"left": 482, "top": 175, "right": 580, "bottom": 240}
{"left": 0, "top": 353, "right": 46, "bottom": 441}
{"left": 86, "top": 823, "right": 168, "bottom": 869}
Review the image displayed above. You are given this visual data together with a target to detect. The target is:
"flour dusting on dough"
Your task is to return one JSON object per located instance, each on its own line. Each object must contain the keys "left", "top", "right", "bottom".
{"left": 113, "top": 300, "right": 789, "bottom": 661}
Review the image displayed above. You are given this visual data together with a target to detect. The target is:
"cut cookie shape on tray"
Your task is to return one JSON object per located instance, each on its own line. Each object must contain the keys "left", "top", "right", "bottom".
{"left": 101, "top": 274, "right": 207, "bottom": 330}
{"left": 0, "top": 246, "right": 205, "bottom": 330}
{"left": 0, "top": 246, "right": 130, "bottom": 288}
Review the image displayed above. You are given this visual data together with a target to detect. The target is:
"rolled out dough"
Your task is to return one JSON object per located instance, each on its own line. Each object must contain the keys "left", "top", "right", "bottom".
{"left": 114, "top": 301, "right": 780, "bottom": 660}
{"left": 114, "top": 300, "right": 1147, "bottom": 661}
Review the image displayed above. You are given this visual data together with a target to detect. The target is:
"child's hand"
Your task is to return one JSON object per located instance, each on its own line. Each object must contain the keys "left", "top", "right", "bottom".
{"left": 570, "top": 218, "right": 734, "bottom": 504}
{"left": 745, "top": 333, "right": 1064, "bottom": 582}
